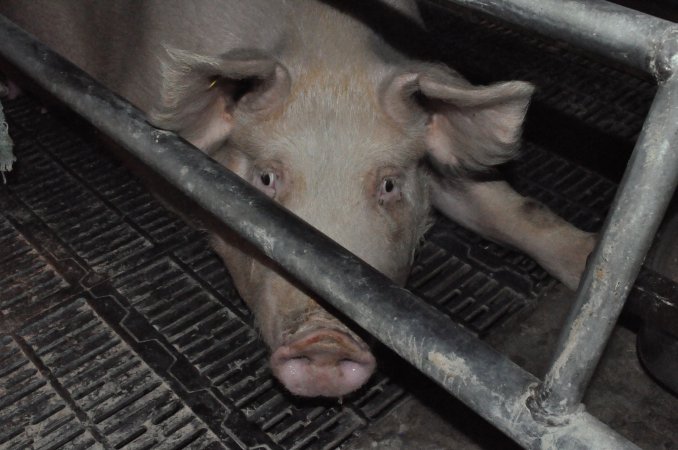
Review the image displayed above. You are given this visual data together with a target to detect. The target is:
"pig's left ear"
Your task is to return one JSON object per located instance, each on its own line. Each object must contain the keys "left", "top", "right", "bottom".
{"left": 149, "top": 47, "right": 290, "bottom": 151}
{"left": 382, "top": 65, "right": 534, "bottom": 172}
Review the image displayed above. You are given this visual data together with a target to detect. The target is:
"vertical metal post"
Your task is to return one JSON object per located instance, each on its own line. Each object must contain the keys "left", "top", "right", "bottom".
{"left": 535, "top": 73, "right": 678, "bottom": 416}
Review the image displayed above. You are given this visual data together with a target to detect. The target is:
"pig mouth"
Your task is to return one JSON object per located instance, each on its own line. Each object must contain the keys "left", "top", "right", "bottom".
{"left": 270, "top": 327, "right": 376, "bottom": 397}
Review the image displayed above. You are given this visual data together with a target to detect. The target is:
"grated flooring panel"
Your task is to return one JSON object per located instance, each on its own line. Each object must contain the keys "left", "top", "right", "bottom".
{"left": 1, "top": 2, "right": 676, "bottom": 449}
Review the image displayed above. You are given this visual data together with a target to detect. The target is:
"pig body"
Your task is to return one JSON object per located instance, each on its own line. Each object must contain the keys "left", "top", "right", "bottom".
{"left": 0, "top": 0, "right": 595, "bottom": 397}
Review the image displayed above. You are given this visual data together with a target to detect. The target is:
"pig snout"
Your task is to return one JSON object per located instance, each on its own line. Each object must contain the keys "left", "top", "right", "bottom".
{"left": 270, "top": 328, "right": 376, "bottom": 397}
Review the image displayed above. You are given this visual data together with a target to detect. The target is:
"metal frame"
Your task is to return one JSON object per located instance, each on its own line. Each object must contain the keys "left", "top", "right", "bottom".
{"left": 436, "top": 0, "right": 678, "bottom": 420}
{"left": 1, "top": 0, "right": 676, "bottom": 448}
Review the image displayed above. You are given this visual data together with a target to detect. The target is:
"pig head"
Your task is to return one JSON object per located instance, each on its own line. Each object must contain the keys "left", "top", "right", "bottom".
{"left": 145, "top": 40, "right": 533, "bottom": 397}
{"left": 1, "top": 0, "right": 541, "bottom": 397}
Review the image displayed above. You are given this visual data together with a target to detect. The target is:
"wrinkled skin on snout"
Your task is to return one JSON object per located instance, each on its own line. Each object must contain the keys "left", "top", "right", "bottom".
{"left": 0, "top": 0, "right": 595, "bottom": 398}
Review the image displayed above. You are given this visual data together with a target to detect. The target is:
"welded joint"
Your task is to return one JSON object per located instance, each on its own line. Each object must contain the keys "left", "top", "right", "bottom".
{"left": 526, "top": 384, "right": 586, "bottom": 428}
{"left": 650, "top": 25, "right": 678, "bottom": 82}
{"left": 522, "top": 385, "right": 630, "bottom": 450}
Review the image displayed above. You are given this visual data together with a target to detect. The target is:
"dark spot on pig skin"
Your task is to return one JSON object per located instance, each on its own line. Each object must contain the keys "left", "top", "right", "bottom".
{"left": 521, "top": 199, "right": 546, "bottom": 214}
{"left": 521, "top": 199, "right": 561, "bottom": 229}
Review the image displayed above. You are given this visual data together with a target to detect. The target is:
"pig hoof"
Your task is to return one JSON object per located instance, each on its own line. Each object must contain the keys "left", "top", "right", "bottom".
{"left": 271, "top": 329, "right": 376, "bottom": 397}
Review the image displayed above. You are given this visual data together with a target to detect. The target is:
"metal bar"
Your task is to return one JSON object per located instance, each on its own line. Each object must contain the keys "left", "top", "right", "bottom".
{"left": 435, "top": 0, "right": 678, "bottom": 78}
{"left": 536, "top": 72, "right": 678, "bottom": 415}
{"left": 0, "top": 15, "right": 640, "bottom": 449}
{"left": 435, "top": 0, "right": 678, "bottom": 417}
{"left": 0, "top": 95, "right": 15, "bottom": 183}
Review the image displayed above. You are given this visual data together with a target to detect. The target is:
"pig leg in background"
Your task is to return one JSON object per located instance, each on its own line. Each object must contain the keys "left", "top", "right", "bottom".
{"left": 431, "top": 178, "right": 596, "bottom": 291}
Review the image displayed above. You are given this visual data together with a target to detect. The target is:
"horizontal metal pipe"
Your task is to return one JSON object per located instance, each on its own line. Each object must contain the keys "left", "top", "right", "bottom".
{"left": 0, "top": 14, "right": 640, "bottom": 449}
{"left": 537, "top": 73, "right": 678, "bottom": 415}
{"left": 435, "top": 0, "right": 678, "bottom": 77}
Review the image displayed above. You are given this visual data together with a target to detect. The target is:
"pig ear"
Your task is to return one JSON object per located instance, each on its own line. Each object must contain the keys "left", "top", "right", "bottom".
{"left": 149, "top": 48, "right": 290, "bottom": 151}
{"left": 383, "top": 66, "right": 534, "bottom": 172}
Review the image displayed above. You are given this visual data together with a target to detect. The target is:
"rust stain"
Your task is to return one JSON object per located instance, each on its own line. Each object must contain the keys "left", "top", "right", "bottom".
{"left": 595, "top": 266, "right": 606, "bottom": 281}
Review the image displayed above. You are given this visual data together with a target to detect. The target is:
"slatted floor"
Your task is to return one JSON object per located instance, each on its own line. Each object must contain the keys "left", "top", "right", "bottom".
{"left": 1, "top": 2, "right": 675, "bottom": 449}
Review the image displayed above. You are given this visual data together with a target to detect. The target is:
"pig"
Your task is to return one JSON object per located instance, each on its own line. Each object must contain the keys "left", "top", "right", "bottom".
{"left": 0, "top": 0, "right": 595, "bottom": 397}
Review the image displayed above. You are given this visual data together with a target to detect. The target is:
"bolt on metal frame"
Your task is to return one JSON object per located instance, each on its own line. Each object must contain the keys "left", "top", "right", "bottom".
{"left": 0, "top": 0, "right": 675, "bottom": 448}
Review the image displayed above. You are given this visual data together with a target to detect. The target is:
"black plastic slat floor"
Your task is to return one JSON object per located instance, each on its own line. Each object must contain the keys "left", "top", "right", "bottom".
{"left": 0, "top": 2, "right": 673, "bottom": 449}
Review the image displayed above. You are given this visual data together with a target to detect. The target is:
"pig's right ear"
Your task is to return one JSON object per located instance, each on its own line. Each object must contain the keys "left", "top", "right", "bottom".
{"left": 149, "top": 48, "right": 290, "bottom": 151}
{"left": 382, "top": 65, "right": 534, "bottom": 174}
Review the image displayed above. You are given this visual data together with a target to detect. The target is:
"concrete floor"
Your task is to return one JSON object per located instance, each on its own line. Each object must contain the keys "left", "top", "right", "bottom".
{"left": 346, "top": 284, "right": 678, "bottom": 449}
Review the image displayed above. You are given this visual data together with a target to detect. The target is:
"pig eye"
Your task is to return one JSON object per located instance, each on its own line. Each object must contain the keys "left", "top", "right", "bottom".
{"left": 261, "top": 172, "right": 274, "bottom": 186}
{"left": 378, "top": 177, "right": 402, "bottom": 205}
{"left": 254, "top": 170, "right": 277, "bottom": 198}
